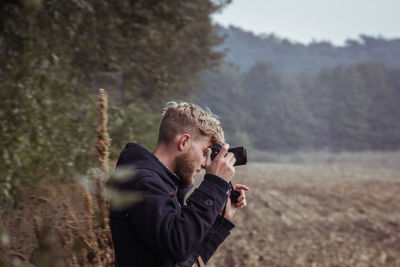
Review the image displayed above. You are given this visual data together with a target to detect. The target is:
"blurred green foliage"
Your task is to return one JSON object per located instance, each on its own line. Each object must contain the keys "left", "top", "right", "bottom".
{"left": 0, "top": 0, "right": 228, "bottom": 206}
{"left": 108, "top": 103, "right": 162, "bottom": 158}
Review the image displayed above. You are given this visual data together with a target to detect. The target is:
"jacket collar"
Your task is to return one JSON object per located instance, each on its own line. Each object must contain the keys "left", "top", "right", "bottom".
{"left": 117, "top": 143, "right": 194, "bottom": 205}
{"left": 120, "top": 143, "right": 190, "bottom": 191}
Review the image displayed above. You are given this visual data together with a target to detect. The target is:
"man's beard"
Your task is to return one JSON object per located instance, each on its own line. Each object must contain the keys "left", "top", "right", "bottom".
{"left": 174, "top": 152, "right": 197, "bottom": 186}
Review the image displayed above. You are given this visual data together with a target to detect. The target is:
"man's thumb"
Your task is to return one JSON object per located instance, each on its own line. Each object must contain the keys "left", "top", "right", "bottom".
{"left": 205, "top": 147, "right": 212, "bottom": 167}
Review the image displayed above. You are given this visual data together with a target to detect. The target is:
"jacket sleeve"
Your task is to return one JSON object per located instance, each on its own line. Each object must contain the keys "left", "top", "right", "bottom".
{"left": 127, "top": 172, "right": 230, "bottom": 262}
{"left": 200, "top": 215, "right": 235, "bottom": 264}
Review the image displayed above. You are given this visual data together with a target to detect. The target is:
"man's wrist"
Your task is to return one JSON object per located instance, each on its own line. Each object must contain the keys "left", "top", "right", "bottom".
{"left": 186, "top": 174, "right": 230, "bottom": 212}
{"left": 203, "top": 173, "right": 230, "bottom": 192}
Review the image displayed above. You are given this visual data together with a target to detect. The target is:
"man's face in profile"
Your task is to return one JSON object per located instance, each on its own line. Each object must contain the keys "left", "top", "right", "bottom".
{"left": 174, "top": 135, "right": 211, "bottom": 185}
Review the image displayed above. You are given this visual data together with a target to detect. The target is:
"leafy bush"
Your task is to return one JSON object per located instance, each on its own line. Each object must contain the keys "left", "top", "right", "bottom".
{"left": 0, "top": 84, "right": 162, "bottom": 207}
{"left": 0, "top": 88, "right": 96, "bottom": 206}
{"left": 0, "top": 0, "right": 227, "bottom": 206}
{"left": 108, "top": 103, "right": 162, "bottom": 161}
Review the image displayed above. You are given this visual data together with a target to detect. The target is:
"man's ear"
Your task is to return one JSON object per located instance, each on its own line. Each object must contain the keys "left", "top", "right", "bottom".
{"left": 178, "top": 134, "right": 191, "bottom": 151}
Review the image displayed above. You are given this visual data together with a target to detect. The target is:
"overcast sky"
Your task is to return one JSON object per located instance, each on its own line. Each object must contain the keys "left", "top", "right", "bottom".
{"left": 212, "top": 0, "right": 400, "bottom": 46}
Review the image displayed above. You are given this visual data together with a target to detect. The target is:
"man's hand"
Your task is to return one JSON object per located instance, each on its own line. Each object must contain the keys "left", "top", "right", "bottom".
{"left": 221, "top": 184, "right": 248, "bottom": 220}
{"left": 205, "top": 144, "right": 236, "bottom": 182}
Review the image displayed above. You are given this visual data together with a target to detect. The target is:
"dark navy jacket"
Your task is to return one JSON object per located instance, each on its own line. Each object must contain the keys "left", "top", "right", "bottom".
{"left": 108, "top": 143, "right": 235, "bottom": 267}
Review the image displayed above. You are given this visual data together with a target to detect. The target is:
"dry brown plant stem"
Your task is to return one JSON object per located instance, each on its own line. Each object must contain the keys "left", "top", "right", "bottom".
{"left": 7, "top": 251, "right": 30, "bottom": 263}
{"left": 78, "top": 88, "right": 114, "bottom": 266}
{"left": 96, "top": 88, "right": 111, "bottom": 172}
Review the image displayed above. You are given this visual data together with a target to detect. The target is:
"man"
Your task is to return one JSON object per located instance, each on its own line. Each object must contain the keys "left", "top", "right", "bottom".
{"left": 109, "top": 101, "right": 248, "bottom": 267}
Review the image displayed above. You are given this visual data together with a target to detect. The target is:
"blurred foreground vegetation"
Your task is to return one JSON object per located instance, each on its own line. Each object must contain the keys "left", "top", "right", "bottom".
{"left": 0, "top": 0, "right": 228, "bottom": 206}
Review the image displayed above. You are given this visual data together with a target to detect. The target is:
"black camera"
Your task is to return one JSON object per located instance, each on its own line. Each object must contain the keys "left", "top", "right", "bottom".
{"left": 208, "top": 144, "right": 247, "bottom": 166}
{"left": 208, "top": 144, "right": 247, "bottom": 203}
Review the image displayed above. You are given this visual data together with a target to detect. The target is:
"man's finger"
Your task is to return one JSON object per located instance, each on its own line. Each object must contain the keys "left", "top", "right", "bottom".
{"left": 239, "top": 194, "right": 247, "bottom": 208}
{"left": 237, "top": 191, "right": 246, "bottom": 201}
{"left": 215, "top": 144, "right": 229, "bottom": 160}
{"left": 235, "top": 189, "right": 247, "bottom": 208}
{"left": 205, "top": 147, "right": 213, "bottom": 168}
{"left": 205, "top": 147, "right": 212, "bottom": 166}
{"left": 228, "top": 153, "right": 236, "bottom": 165}
{"left": 226, "top": 151, "right": 234, "bottom": 159}
{"left": 233, "top": 199, "right": 246, "bottom": 209}
{"left": 233, "top": 184, "right": 249, "bottom": 191}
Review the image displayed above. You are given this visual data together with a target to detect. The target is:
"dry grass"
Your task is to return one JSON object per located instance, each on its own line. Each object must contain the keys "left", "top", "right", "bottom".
{"left": 208, "top": 160, "right": 400, "bottom": 267}
{"left": 1, "top": 180, "right": 95, "bottom": 266}
{"left": 0, "top": 89, "right": 114, "bottom": 267}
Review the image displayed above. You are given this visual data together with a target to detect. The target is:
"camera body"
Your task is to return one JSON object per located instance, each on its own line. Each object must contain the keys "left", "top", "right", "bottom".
{"left": 208, "top": 144, "right": 247, "bottom": 203}
{"left": 208, "top": 144, "right": 247, "bottom": 166}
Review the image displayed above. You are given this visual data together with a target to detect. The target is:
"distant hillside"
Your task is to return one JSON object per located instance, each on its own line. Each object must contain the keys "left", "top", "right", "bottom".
{"left": 217, "top": 26, "right": 400, "bottom": 74}
{"left": 194, "top": 27, "right": 400, "bottom": 152}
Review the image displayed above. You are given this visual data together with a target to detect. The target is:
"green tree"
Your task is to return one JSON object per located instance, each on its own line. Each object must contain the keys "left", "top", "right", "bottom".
{"left": 242, "top": 62, "right": 314, "bottom": 151}
{"left": 303, "top": 62, "right": 400, "bottom": 151}
{"left": 0, "top": 0, "right": 230, "bottom": 206}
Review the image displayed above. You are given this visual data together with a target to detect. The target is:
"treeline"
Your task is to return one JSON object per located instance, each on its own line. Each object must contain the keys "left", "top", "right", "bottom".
{"left": 217, "top": 26, "right": 400, "bottom": 74}
{"left": 195, "top": 61, "right": 400, "bottom": 152}
{"left": 195, "top": 26, "right": 400, "bottom": 152}
{"left": 0, "top": 0, "right": 229, "bottom": 205}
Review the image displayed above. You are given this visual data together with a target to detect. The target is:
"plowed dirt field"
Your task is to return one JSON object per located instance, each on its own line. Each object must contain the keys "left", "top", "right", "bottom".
{"left": 208, "top": 162, "right": 400, "bottom": 266}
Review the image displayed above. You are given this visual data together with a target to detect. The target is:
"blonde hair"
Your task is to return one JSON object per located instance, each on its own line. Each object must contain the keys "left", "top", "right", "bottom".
{"left": 158, "top": 101, "right": 225, "bottom": 145}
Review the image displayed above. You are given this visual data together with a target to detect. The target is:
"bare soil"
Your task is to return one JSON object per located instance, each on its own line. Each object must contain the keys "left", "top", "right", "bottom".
{"left": 208, "top": 162, "right": 400, "bottom": 267}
